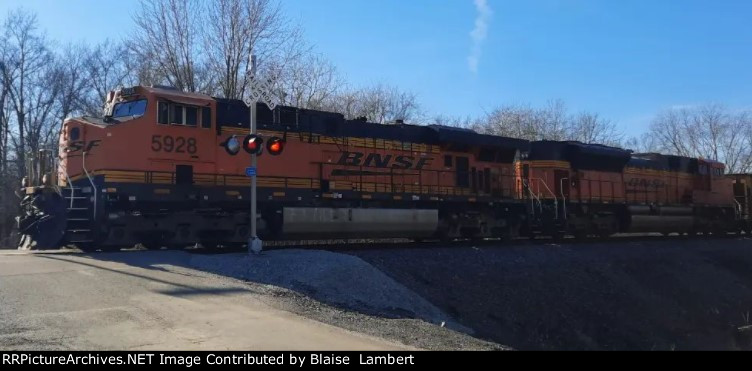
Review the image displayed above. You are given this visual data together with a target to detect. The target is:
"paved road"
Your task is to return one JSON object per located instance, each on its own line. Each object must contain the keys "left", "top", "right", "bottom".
{"left": 0, "top": 250, "right": 409, "bottom": 350}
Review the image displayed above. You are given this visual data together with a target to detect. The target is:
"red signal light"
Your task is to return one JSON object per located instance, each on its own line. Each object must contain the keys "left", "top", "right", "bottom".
{"left": 243, "top": 134, "right": 263, "bottom": 155}
{"left": 266, "top": 137, "right": 285, "bottom": 156}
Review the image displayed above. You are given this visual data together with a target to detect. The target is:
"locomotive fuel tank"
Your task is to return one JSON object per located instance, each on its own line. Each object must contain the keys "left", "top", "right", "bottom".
{"left": 627, "top": 205, "right": 694, "bottom": 233}
{"left": 281, "top": 207, "right": 439, "bottom": 239}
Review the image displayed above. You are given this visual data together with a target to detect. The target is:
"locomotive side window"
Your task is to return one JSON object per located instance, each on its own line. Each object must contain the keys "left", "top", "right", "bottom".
{"left": 172, "top": 105, "right": 184, "bottom": 125}
{"left": 69, "top": 127, "right": 80, "bottom": 141}
{"left": 201, "top": 107, "right": 211, "bottom": 129}
{"left": 471, "top": 167, "right": 477, "bottom": 191}
{"left": 162, "top": 103, "right": 205, "bottom": 127}
{"left": 484, "top": 168, "right": 491, "bottom": 193}
{"left": 444, "top": 155, "right": 452, "bottom": 167}
{"left": 477, "top": 169, "right": 483, "bottom": 192}
{"left": 158, "top": 102, "right": 169, "bottom": 124}
{"left": 185, "top": 106, "right": 198, "bottom": 127}
{"left": 456, "top": 157, "right": 469, "bottom": 188}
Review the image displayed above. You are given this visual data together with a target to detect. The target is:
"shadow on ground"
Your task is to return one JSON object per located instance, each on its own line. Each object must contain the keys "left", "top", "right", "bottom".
{"left": 345, "top": 238, "right": 752, "bottom": 350}
{"left": 34, "top": 247, "right": 497, "bottom": 350}
{"left": 33, "top": 237, "right": 752, "bottom": 350}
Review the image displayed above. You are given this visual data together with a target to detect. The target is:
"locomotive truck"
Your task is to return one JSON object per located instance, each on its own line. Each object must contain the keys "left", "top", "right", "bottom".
{"left": 15, "top": 85, "right": 752, "bottom": 250}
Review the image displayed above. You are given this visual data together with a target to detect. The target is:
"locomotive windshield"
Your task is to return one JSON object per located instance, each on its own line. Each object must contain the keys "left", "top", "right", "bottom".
{"left": 112, "top": 99, "right": 147, "bottom": 119}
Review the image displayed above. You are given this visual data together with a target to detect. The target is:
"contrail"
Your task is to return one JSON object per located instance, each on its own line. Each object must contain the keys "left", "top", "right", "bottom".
{"left": 468, "top": 0, "right": 492, "bottom": 74}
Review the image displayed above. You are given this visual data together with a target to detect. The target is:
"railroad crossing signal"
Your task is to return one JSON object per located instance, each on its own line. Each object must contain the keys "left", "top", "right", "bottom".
{"left": 244, "top": 54, "right": 281, "bottom": 256}
{"left": 222, "top": 134, "right": 285, "bottom": 156}
{"left": 224, "top": 135, "right": 241, "bottom": 155}
{"left": 243, "top": 134, "right": 263, "bottom": 155}
{"left": 266, "top": 137, "right": 284, "bottom": 156}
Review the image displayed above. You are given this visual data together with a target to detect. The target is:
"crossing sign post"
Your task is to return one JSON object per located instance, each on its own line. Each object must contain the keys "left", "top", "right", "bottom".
{"left": 246, "top": 77, "right": 279, "bottom": 111}
{"left": 245, "top": 54, "right": 280, "bottom": 255}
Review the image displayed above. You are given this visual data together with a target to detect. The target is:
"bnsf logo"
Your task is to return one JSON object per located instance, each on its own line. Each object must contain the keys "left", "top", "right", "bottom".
{"left": 627, "top": 178, "right": 666, "bottom": 189}
{"left": 337, "top": 151, "right": 432, "bottom": 170}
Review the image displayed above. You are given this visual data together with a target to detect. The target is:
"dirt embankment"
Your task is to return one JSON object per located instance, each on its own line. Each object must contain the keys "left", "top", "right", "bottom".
{"left": 346, "top": 238, "right": 752, "bottom": 350}
{"left": 189, "top": 249, "right": 501, "bottom": 350}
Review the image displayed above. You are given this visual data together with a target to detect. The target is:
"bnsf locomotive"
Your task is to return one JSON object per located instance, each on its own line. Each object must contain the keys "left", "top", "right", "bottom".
{"left": 15, "top": 86, "right": 752, "bottom": 250}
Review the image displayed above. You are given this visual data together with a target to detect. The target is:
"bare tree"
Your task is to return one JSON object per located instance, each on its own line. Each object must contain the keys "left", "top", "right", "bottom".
{"left": 538, "top": 99, "right": 569, "bottom": 140}
{"left": 647, "top": 108, "right": 694, "bottom": 156}
{"left": 52, "top": 43, "right": 90, "bottom": 126}
{"left": 474, "top": 103, "right": 540, "bottom": 139}
{"left": 82, "top": 40, "right": 136, "bottom": 115}
{"left": 471, "top": 100, "right": 623, "bottom": 145}
{"left": 0, "top": 33, "right": 13, "bottom": 180}
{"left": 203, "top": 0, "right": 303, "bottom": 99}
{"left": 431, "top": 114, "right": 476, "bottom": 128}
{"left": 17, "top": 64, "right": 59, "bottom": 156}
{"left": 2, "top": 9, "right": 53, "bottom": 177}
{"left": 624, "top": 132, "right": 661, "bottom": 154}
{"left": 0, "top": 32, "right": 14, "bottom": 243}
{"left": 132, "top": 0, "right": 205, "bottom": 92}
{"left": 327, "top": 83, "right": 422, "bottom": 124}
{"left": 567, "top": 111, "right": 622, "bottom": 145}
{"left": 647, "top": 104, "right": 752, "bottom": 173}
{"left": 274, "top": 52, "right": 342, "bottom": 110}
{"left": 474, "top": 101, "right": 572, "bottom": 141}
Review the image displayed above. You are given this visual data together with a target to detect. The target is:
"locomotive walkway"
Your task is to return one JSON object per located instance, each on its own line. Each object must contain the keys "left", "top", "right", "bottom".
{"left": 0, "top": 250, "right": 409, "bottom": 350}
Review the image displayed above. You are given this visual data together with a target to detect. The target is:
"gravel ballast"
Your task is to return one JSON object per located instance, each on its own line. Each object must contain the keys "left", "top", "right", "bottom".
{"left": 188, "top": 249, "right": 499, "bottom": 350}
{"left": 190, "top": 249, "right": 457, "bottom": 326}
{"left": 345, "top": 237, "right": 752, "bottom": 350}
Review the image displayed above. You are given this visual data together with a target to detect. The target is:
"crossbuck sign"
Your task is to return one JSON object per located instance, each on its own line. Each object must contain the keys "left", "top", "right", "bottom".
{"left": 245, "top": 77, "right": 280, "bottom": 111}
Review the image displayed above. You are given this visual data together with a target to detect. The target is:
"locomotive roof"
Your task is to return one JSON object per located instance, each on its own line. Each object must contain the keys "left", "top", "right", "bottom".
{"left": 145, "top": 85, "right": 212, "bottom": 101}
{"left": 630, "top": 152, "right": 700, "bottom": 173}
{"left": 529, "top": 140, "right": 632, "bottom": 172}
{"left": 214, "top": 97, "right": 530, "bottom": 152}
{"left": 76, "top": 86, "right": 728, "bottom": 171}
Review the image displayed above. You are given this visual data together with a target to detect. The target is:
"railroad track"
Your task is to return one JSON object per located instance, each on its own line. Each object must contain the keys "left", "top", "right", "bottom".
{"left": 44, "top": 231, "right": 752, "bottom": 255}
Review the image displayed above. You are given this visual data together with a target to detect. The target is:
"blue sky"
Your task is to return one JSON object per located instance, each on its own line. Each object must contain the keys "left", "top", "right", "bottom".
{"left": 1, "top": 0, "right": 750, "bottom": 137}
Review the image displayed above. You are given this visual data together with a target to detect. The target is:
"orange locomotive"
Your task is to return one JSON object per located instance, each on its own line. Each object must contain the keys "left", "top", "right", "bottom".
{"left": 518, "top": 141, "right": 739, "bottom": 238}
{"left": 18, "top": 86, "right": 529, "bottom": 249}
{"left": 16, "top": 86, "right": 746, "bottom": 250}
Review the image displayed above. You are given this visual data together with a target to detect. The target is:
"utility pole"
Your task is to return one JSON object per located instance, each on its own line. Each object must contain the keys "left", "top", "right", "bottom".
{"left": 248, "top": 54, "right": 262, "bottom": 254}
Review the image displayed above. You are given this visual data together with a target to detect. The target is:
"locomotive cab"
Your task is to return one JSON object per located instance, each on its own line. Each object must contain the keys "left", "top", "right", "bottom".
{"left": 59, "top": 86, "right": 218, "bottom": 189}
{"left": 18, "top": 86, "right": 222, "bottom": 249}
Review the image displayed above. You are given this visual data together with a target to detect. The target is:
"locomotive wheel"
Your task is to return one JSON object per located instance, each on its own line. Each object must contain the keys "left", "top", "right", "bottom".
{"left": 140, "top": 241, "right": 163, "bottom": 250}
{"left": 573, "top": 230, "right": 588, "bottom": 241}
{"left": 201, "top": 242, "right": 220, "bottom": 250}
{"left": 551, "top": 231, "right": 563, "bottom": 242}
{"left": 76, "top": 243, "right": 97, "bottom": 253}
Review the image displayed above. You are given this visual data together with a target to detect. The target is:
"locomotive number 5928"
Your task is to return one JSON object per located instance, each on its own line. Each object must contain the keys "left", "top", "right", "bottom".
{"left": 151, "top": 135, "right": 197, "bottom": 154}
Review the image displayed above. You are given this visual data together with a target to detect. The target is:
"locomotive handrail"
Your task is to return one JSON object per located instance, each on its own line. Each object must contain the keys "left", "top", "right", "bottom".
{"left": 62, "top": 159, "right": 75, "bottom": 208}
{"left": 734, "top": 199, "right": 742, "bottom": 219}
{"left": 522, "top": 179, "right": 543, "bottom": 215}
{"left": 82, "top": 151, "right": 97, "bottom": 220}
{"left": 528, "top": 177, "right": 558, "bottom": 220}
{"left": 560, "top": 177, "right": 568, "bottom": 220}
{"left": 537, "top": 178, "right": 558, "bottom": 220}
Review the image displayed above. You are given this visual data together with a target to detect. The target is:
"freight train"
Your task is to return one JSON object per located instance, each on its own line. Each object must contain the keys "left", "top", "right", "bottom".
{"left": 15, "top": 85, "right": 752, "bottom": 250}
